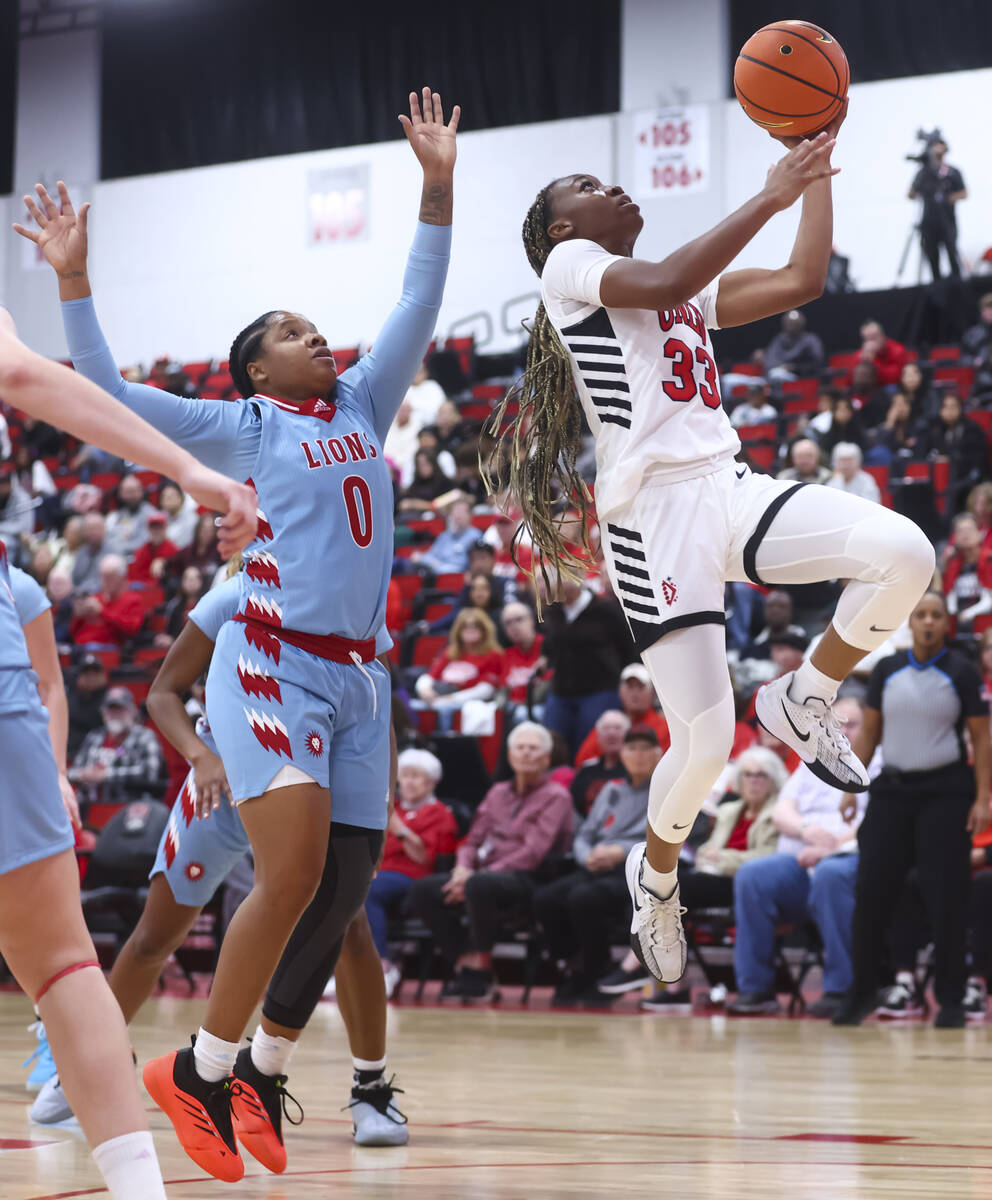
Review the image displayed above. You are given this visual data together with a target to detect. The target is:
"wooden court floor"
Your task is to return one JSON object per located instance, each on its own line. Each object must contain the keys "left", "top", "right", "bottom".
{"left": 1, "top": 989, "right": 991, "bottom": 1199}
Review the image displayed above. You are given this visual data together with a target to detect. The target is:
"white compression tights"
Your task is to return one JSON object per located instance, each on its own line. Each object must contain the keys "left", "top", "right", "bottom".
{"left": 640, "top": 484, "right": 935, "bottom": 841}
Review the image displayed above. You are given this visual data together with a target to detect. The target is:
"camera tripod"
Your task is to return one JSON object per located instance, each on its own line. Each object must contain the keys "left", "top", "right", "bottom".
{"left": 895, "top": 199, "right": 925, "bottom": 287}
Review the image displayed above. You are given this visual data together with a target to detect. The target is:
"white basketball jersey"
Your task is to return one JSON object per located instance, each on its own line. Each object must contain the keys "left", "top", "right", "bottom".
{"left": 541, "top": 238, "right": 740, "bottom": 522}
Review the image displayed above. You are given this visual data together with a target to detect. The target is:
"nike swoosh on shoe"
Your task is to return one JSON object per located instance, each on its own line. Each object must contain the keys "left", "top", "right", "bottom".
{"left": 781, "top": 701, "right": 811, "bottom": 742}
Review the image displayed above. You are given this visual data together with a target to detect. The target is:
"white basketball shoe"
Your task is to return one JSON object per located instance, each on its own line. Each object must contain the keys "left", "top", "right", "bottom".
{"left": 30, "top": 1074, "right": 75, "bottom": 1124}
{"left": 756, "top": 671, "right": 870, "bottom": 792}
{"left": 625, "top": 843, "right": 687, "bottom": 984}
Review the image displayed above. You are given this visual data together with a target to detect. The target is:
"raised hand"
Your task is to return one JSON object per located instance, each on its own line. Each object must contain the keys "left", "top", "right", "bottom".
{"left": 399, "top": 87, "right": 460, "bottom": 179}
{"left": 13, "top": 181, "right": 90, "bottom": 279}
{"left": 762, "top": 132, "right": 840, "bottom": 212}
{"left": 176, "top": 462, "right": 258, "bottom": 558}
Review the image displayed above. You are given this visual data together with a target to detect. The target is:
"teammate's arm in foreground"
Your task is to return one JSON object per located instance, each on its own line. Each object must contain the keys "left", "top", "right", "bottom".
{"left": 0, "top": 308, "right": 256, "bottom": 555}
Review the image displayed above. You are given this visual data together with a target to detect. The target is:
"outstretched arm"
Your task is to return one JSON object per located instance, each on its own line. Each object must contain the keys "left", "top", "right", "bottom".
{"left": 350, "top": 89, "right": 456, "bottom": 442}
{"left": 14, "top": 182, "right": 258, "bottom": 479}
{"left": 0, "top": 308, "right": 257, "bottom": 557}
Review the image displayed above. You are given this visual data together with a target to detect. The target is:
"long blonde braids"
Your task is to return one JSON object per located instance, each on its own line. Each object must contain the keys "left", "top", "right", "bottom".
{"left": 481, "top": 182, "right": 593, "bottom": 597}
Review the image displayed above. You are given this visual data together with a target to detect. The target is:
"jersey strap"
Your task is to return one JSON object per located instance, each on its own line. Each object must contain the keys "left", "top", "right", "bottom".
{"left": 232, "top": 613, "right": 376, "bottom": 664}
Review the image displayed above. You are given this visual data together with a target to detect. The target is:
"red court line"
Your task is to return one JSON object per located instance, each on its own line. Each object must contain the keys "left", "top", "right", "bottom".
{"left": 26, "top": 1156, "right": 992, "bottom": 1199}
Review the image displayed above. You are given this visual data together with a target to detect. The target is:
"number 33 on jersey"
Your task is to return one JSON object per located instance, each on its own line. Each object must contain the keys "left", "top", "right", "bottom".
{"left": 540, "top": 237, "right": 740, "bottom": 524}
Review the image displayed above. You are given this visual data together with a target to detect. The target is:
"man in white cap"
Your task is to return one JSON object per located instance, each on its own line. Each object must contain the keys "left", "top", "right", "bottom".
{"left": 574, "top": 663, "right": 670, "bottom": 765}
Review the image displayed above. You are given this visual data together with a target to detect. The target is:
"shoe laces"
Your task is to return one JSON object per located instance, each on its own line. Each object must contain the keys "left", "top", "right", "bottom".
{"left": 344, "top": 1075, "right": 408, "bottom": 1125}
{"left": 271, "top": 1076, "right": 304, "bottom": 1127}
{"left": 22, "top": 1022, "right": 53, "bottom": 1070}
{"left": 641, "top": 890, "right": 687, "bottom": 952}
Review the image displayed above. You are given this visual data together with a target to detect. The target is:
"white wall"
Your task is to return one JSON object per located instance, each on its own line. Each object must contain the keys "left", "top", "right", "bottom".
{"left": 622, "top": 0, "right": 729, "bottom": 108}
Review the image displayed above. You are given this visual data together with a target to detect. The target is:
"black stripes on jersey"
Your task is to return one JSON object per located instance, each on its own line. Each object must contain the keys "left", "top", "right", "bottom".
{"left": 561, "top": 309, "right": 631, "bottom": 430}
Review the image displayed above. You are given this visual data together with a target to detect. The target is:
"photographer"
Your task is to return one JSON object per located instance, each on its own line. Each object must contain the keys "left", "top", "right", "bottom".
{"left": 908, "top": 135, "right": 967, "bottom": 281}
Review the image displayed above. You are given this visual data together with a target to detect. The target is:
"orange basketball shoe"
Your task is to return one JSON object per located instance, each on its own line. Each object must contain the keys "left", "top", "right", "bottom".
{"left": 142, "top": 1042, "right": 244, "bottom": 1183}
{"left": 230, "top": 1046, "right": 303, "bottom": 1174}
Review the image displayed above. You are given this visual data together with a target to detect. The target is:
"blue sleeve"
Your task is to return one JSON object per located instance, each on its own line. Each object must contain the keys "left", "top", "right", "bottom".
{"left": 188, "top": 577, "right": 241, "bottom": 642}
{"left": 61, "top": 297, "right": 261, "bottom": 481}
{"left": 339, "top": 222, "right": 451, "bottom": 444}
{"left": 8, "top": 566, "right": 50, "bottom": 626}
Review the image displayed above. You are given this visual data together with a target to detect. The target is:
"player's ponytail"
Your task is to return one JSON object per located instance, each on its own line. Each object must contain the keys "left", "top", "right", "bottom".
{"left": 482, "top": 183, "right": 592, "bottom": 596}
{"left": 229, "top": 311, "right": 280, "bottom": 398}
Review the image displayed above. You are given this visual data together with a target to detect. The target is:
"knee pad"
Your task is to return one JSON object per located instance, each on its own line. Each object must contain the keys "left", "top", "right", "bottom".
{"left": 648, "top": 693, "right": 736, "bottom": 838}
{"left": 849, "top": 508, "right": 935, "bottom": 590}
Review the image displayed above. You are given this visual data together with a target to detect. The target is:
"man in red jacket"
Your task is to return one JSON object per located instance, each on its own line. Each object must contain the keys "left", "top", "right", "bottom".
{"left": 129, "top": 512, "right": 179, "bottom": 585}
{"left": 859, "top": 320, "right": 908, "bottom": 387}
{"left": 407, "top": 721, "right": 573, "bottom": 1001}
{"left": 69, "top": 553, "right": 145, "bottom": 648}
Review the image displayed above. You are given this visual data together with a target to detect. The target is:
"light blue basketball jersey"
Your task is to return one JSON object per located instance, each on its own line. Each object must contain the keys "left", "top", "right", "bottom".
{"left": 61, "top": 221, "right": 450, "bottom": 645}
{"left": 0, "top": 542, "right": 34, "bottom": 710}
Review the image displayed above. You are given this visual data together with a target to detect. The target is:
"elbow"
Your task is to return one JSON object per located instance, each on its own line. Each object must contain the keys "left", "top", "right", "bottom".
{"left": 0, "top": 353, "right": 41, "bottom": 397}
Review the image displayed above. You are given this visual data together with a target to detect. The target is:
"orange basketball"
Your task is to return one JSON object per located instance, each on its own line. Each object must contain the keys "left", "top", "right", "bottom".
{"left": 734, "top": 20, "right": 849, "bottom": 137}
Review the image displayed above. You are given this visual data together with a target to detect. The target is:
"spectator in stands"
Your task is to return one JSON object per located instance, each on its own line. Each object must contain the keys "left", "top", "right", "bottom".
{"left": 728, "top": 697, "right": 869, "bottom": 1017}
{"left": 158, "top": 481, "right": 198, "bottom": 550}
{"left": 129, "top": 512, "right": 179, "bottom": 585}
{"left": 764, "top": 309, "right": 825, "bottom": 381}
{"left": 746, "top": 590, "right": 807, "bottom": 656}
{"left": 571, "top": 709, "right": 629, "bottom": 816}
{"left": 17, "top": 414, "right": 65, "bottom": 464}
{"left": 963, "top": 293, "right": 992, "bottom": 403}
{"left": 730, "top": 383, "right": 778, "bottom": 430}
{"left": 541, "top": 578, "right": 637, "bottom": 757}
{"left": 42, "top": 514, "right": 85, "bottom": 579}
{"left": 67, "top": 685, "right": 166, "bottom": 813}
{"left": 383, "top": 400, "right": 421, "bottom": 487}
{"left": 67, "top": 441, "right": 125, "bottom": 480}
{"left": 364, "top": 748, "right": 457, "bottom": 999}
{"left": 450, "top": 440, "right": 487, "bottom": 504}
{"left": 0, "top": 462, "right": 35, "bottom": 563}
{"left": 104, "top": 474, "right": 159, "bottom": 560}
{"left": 29, "top": 543, "right": 54, "bottom": 588}
{"left": 66, "top": 653, "right": 108, "bottom": 758}
{"left": 164, "top": 510, "right": 221, "bottom": 592}
{"left": 919, "top": 393, "right": 990, "bottom": 511}
{"left": 407, "top": 722, "right": 573, "bottom": 1001}
{"left": 416, "top": 496, "right": 478, "bottom": 575}
{"left": 68, "top": 553, "right": 145, "bottom": 648}
{"left": 157, "top": 564, "right": 207, "bottom": 647}
{"left": 46, "top": 569, "right": 74, "bottom": 644}
{"left": 640, "top": 746, "right": 785, "bottom": 1011}
{"left": 942, "top": 513, "right": 992, "bottom": 636}
{"left": 537, "top": 725, "right": 663, "bottom": 1006}
{"left": 498, "top": 601, "right": 545, "bottom": 720}
{"left": 416, "top": 426, "right": 456, "bottom": 479}
{"left": 575, "top": 663, "right": 670, "bottom": 764}
{"left": 777, "top": 437, "right": 831, "bottom": 486}
{"left": 899, "top": 361, "right": 940, "bottom": 423}
{"left": 848, "top": 361, "right": 890, "bottom": 428}
{"left": 967, "top": 482, "right": 992, "bottom": 544}
{"left": 427, "top": 545, "right": 518, "bottom": 634}
{"left": 404, "top": 360, "right": 447, "bottom": 430}
{"left": 414, "top": 607, "right": 503, "bottom": 729}
{"left": 70, "top": 512, "right": 108, "bottom": 596}
{"left": 817, "top": 394, "right": 867, "bottom": 457}
{"left": 12, "top": 442, "right": 57, "bottom": 530}
{"left": 859, "top": 319, "right": 908, "bottom": 387}
{"left": 827, "top": 443, "right": 881, "bottom": 504}
{"left": 871, "top": 390, "right": 921, "bottom": 471}
{"left": 398, "top": 448, "right": 454, "bottom": 513}
{"left": 484, "top": 511, "right": 534, "bottom": 583}
{"left": 834, "top": 591, "right": 990, "bottom": 1028}
{"left": 431, "top": 399, "right": 469, "bottom": 458}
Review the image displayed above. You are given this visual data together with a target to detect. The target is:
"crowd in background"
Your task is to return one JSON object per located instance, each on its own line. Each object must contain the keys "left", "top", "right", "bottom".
{"left": 2, "top": 294, "right": 992, "bottom": 1021}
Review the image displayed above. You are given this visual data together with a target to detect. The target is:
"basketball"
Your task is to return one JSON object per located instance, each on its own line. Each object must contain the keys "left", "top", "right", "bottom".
{"left": 734, "top": 20, "right": 849, "bottom": 137}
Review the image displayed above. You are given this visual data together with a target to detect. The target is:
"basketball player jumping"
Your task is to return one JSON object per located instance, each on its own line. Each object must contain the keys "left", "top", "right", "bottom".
{"left": 17, "top": 86, "right": 456, "bottom": 1180}
{"left": 489, "top": 105, "right": 935, "bottom": 984}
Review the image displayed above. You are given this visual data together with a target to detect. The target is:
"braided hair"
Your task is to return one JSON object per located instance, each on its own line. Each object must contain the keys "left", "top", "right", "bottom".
{"left": 481, "top": 181, "right": 592, "bottom": 596}
{"left": 228, "top": 311, "right": 280, "bottom": 398}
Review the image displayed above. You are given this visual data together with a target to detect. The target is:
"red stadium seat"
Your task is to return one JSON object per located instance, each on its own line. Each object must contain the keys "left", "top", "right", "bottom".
{"left": 929, "top": 344, "right": 961, "bottom": 362}
{"left": 784, "top": 395, "right": 820, "bottom": 416}
{"left": 435, "top": 573, "right": 465, "bottom": 592}
{"left": 394, "top": 575, "right": 425, "bottom": 604}
{"left": 745, "top": 443, "right": 776, "bottom": 471}
{"left": 459, "top": 403, "right": 492, "bottom": 421}
{"left": 133, "top": 647, "right": 168, "bottom": 667}
{"left": 933, "top": 366, "right": 974, "bottom": 397}
{"left": 737, "top": 422, "right": 777, "bottom": 442}
{"left": 424, "top": 600, "right": 455, "bottom": 622}
{"left": 87, "top": 802, "right": 126, "bottom": 831}
{"left": 472, "top": 384, "right": 504, "bottom": 401}
{"left": 471, "top": 513, "right": 502, "bottom": 530}
{"left": 974, "top": 614, "right": 992, "bottom": 636}
{"left": 53, "top": 472, "right": 81, "bottom": 492}
{"left": 969, "top": 410, "right": 992, "bottom": 433}
{"left": 406, "top": 517, "right": 445, "bottom": 537}
{"left": 444, "top": 335, "right": 475, "bottom": 376}
{"left": 90, "top": 471, "right": 123, "bottom": 494}
{"left": 781, "top": 378, "right": 819, "bottom": 404}
{"left": 729, "top": 361, "right": 761, "bottom": 376}
{"left": 332, "top": 347, "right": 360, "bottom": 372}
{"left": 411, "top": 634, "right": 447, "bottom": 668}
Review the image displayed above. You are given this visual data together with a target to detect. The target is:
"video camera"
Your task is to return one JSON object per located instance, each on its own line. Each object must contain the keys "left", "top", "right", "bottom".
{"left": 905, "top": 128, "right": 946, "bottom": 167}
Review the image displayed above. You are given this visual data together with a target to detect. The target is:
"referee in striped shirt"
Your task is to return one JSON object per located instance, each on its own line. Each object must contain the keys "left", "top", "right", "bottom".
{"left": 833, "top": 591, "right": 990, "bottom": 1027}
